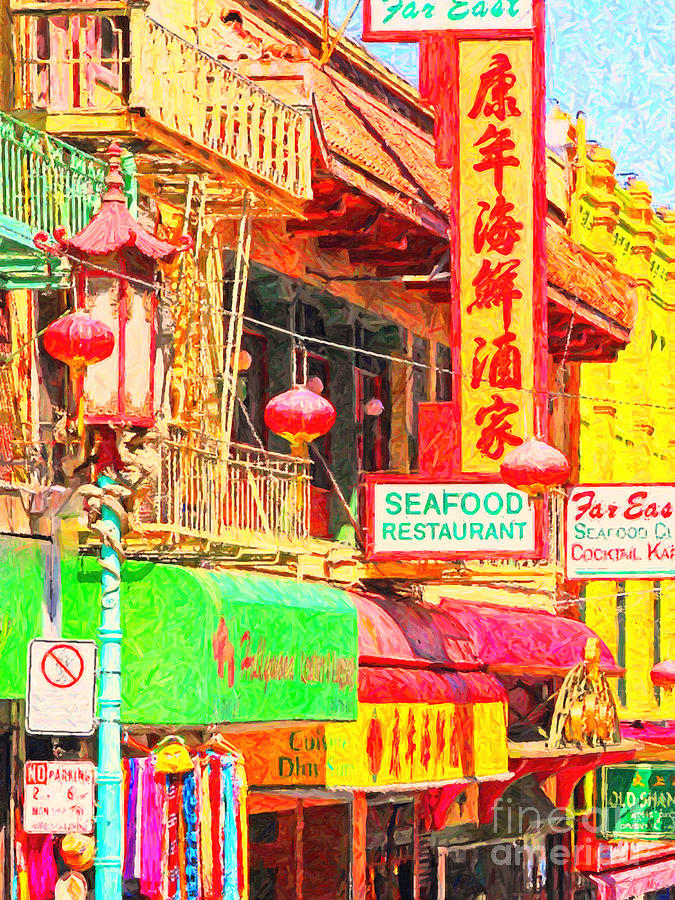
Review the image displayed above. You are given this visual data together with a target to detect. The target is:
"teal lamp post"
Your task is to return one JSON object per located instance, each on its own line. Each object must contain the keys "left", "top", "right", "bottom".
{"left": 38, "top": 142, "right": 190, "bottom": 895}
{"left": 95, "top": 472, "right": 124, "bottom": 896}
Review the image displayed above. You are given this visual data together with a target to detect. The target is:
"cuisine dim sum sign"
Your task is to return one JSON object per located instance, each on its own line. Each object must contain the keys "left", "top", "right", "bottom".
{"left": 365, "top": 475, "right": 537, "bottom": 559}
{"left": 567, "top": 484, "right": 675, "bottom": 580}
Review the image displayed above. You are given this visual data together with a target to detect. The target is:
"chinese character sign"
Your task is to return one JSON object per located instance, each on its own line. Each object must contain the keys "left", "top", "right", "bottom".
{"left": 458, "top": 40, "right": 540, "bottom": 473}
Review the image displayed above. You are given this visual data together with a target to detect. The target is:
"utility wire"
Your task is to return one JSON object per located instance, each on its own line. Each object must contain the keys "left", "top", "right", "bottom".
{"left": 16, "top": 245, "right": 675, "bottom": 413}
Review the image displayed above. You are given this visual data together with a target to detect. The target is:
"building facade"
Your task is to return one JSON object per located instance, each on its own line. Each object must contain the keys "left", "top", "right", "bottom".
{"left": 0, "top": 0, "right": 666, "bottom": 898}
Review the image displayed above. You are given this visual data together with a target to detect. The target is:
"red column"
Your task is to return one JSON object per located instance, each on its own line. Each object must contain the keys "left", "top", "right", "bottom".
{"left": 352, "top": 792, "right": 367, "bottom": 900}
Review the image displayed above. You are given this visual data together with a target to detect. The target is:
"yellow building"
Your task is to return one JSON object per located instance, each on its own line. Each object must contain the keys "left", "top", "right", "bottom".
{"left": 573, "top": 120, "right": 675, "bottom": 721}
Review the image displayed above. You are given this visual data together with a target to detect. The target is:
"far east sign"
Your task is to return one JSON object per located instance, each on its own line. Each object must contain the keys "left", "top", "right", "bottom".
{"left": 364, "top": 0, "right": 533, "bottom": 39}
{"left": 567, "top": 485, "right": 675, "bottom": 580}
{"left": 365, "top": 476, "right": 536, "bottom": 559}
{"left": 26, "top": 640, "right": 97, "bottom": 736}
{"left": 600, "top": 764, "right": 675, "bottom": 840}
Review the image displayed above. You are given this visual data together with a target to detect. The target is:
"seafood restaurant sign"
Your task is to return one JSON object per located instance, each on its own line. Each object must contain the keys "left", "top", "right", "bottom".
{"left": 366, "top": 477, "right": 535, "bottom": 558}
{"left": 567, "top": 485, "right": 675, "bottom": 580}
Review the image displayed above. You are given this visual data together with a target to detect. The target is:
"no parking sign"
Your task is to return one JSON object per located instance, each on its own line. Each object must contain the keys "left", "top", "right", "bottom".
{"left": 26, "top": 640, "right": 97, "bottom": 736}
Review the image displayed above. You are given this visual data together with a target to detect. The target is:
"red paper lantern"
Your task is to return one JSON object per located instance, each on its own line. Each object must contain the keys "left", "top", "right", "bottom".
{"left": 500, "top": 438, "right": 570, "bottom": 497}
{"left": 44, "top": 310, "right": 114, "bottom": 372}
{"left": 264, "top": 385, "right": 336, "bottom": 452}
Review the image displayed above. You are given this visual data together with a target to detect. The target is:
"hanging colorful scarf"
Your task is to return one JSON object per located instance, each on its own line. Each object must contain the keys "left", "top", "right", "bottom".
{"left": 182, "top": 766, "right": 200, "bottom": 900}
{"left": 178, "top": 779, "right": 188, "bottom": 899}
{"left": 200, "top": 760, "right": 214, "bottom": 900}
{"left": 140, "top": 756, "right": 163, "bottom": 899}
{"left": 167, "top": 775, "right": 180, "bottom": 898}
{"left": 234, "top": 761, "right": 248, "bottom": 900}
{"left": 26, "top": 834, "right": 58, "bottom": 900}
{"left": 134, "top": 759, "right": 145, "bottom": 878}
{"left": 161, "top": 777, "right": 170, "bottom": 900}
{"left": 221, "top": 759, "right": 238, "bottom": 900}
{"left": 209, "top": 755, "right": 223, "bottom": 899}
{"left": 124, "top": 758, "right": 139, "bottom": 880}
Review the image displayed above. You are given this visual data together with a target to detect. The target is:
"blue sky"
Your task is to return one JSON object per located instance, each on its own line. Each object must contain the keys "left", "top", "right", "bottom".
{"left": 310, "top": 0, "right": 674, "bottom": 206}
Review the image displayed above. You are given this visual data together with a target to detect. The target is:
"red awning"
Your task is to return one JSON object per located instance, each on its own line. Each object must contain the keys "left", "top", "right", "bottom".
{"left": 353, "top": 592, "right": 482, "bottom": 670}
{"left": 588, "top": 857, "right": 675, "bottom": 900}
{"left": 651, "top": 660, "right": 675, "bottom": 688}
{"left": 358, "top": 666, "right": 506, "bottom": 705}
{"left": 621, "top": 720, "right": 675, "bottom": 745}
{"left": 433, "top": 599, "right": 623, "bottom": 677}
{"left": 354, "top": 593, "right": 622, "bottom": 677}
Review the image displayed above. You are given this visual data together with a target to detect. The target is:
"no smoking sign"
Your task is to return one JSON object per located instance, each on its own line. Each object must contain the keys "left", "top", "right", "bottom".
{"left": 27, "top": 640, "right": 97, "bottom": 736}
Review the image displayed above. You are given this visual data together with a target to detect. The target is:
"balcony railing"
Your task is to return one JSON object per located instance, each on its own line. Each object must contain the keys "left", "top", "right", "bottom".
{"left": 13, "top": 12, "right": 313, "bottom": 199}
{"left": 137, "top": 428, "right": 312, "bottom": 548}
{"left": 0, "top": 110, "right": 105, "bottom": 239}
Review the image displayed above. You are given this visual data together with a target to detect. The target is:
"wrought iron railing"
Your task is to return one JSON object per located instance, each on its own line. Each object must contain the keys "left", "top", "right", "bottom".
{"left": 0, "top": 111, "right": 105, "bottom": 238}
{"left": 137, "top": 428, "right": 312, "bottom": 547}
{"left": 13, "top": 12, "right": 313, "bottom": 199}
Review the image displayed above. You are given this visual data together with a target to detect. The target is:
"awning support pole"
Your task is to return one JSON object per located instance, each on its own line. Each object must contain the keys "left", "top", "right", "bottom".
{"left": 352, "top": 792, "right": 367, "bottom": 900}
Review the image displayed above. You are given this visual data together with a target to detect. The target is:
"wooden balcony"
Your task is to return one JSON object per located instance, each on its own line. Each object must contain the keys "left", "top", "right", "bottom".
{"left": 134, "top": 427, "right": 313, "bottom": 554}
{"left": 11, "top": 9, "right": 313, "bottom": 206}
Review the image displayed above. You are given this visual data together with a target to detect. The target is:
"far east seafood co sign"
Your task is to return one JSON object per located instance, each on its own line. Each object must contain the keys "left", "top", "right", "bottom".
{"left": 365, "top": 476, "right": 536, "bottom": 559}
{"left": 567, "top": 485, "right": 675, "bottom": 580}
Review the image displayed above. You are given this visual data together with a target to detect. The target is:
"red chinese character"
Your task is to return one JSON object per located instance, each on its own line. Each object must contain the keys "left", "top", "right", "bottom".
{"left": 474, "top": 194, "right": 523, "bottom": 255}
{"left": 468, "top": 258, "right": 522, "bottom": 330}
{"left": 420, "top": 711, "right": 432, "bottom": 769}
{"left": 475, "top": 394, "right": 522, "bottom": 460}
{"left": 473, "top": 124, "right": 519, "bottom": 193}
{"left": 405, "top": 709, "right": 416, "bottom": 767}
{"left": 390, "top": 709, "right": 401, "bottom": 778}
{"left": 471, "top": 332, "right": 522, "bottom": 390}
{"left": 468, "top": 53, "right": 521, "bottom": 122}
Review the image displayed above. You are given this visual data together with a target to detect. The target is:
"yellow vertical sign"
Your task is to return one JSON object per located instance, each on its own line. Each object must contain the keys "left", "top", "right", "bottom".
{"left": 458, "top": 40, "right": 536, "bottom": 473}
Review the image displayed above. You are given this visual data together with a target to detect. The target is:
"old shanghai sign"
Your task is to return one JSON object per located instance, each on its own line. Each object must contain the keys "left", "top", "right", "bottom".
{"left": 567, "top": 485, "right": 675, "bottom": 580}
{"left": 600, "top": 764, "right": 675, "bottom": 840}
{"left": 365, "top": 475, "right": 536, "bottom": 559}
{"left": 364, "top": 0, "right": 533, "bottom": 39}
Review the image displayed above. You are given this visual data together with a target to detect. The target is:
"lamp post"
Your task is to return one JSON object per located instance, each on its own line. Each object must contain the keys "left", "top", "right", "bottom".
{"left": 38, "top": 141, "right": 189, "bottom": 895}
{"left": 95, "top": 472, "right": 123, "bottom": 897}
{"left": 80, "top": 457, "right": 129, "bottom": 898}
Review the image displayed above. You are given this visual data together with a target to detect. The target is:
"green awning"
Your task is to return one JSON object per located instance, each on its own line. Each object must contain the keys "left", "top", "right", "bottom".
{"left": 0, "top": 536, "right": 49, "bottom": 697}
{"left": 61, "top": 557, "right": 358, "bottom": 726}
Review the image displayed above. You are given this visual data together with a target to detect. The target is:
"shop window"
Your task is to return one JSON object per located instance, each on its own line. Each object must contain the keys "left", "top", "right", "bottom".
{"left": 616, "top": 582, "right": 626, "bottom": 707}
{"left": 503, "top": 675, "right": 556, "bottom": 743}
{"left": 295, "top": 347, "right": 332, "bottom": 490}
{"left": 233, "top": 330, "right": 268, "bottom": 447}
{"left": 410, "top": 336, "right": 430, "bottom": 470}
{"left": 250, "top": 812, "right": 279, "bottom": 844}
{"left": 435, "top": 344, "right": 452, "bottom": 402}
{"left": 366, "top": 800, "right": 414, "bottom": 900}
{"left": 356, "top": 368, "right": 390, "bottom": 474}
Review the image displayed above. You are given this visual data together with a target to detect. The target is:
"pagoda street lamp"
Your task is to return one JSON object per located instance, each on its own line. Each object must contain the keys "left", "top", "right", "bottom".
{"left": 37, "top": 142, "right": 190, "bottom": 898}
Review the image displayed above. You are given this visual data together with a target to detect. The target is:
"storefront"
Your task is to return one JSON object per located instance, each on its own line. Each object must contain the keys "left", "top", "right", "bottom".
{"left": 0, "top": 549, "right": 361, "bottom": 898}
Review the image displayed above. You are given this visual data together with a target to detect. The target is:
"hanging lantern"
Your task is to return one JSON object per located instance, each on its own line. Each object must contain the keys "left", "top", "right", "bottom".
{"left": 34, "top": 141, "right": 190, "bottom": 429}
{"left": 44, "top": 310, "right": 114, "bottom": 371}
{"left": 363, "top": 397, "right": 384, "bottom": 417}
{"left": 500, "top": 438, "right": 570, "bottom": 497}
{"left": 43, "top": 310, "right": 114, "bottom": 433}
{"left": 264, "top": 385, "right": 336, "bottom": 455}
